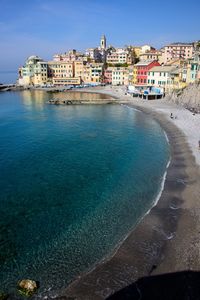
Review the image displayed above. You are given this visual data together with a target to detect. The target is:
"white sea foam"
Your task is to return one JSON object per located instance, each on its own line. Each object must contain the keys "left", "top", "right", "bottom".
{"left": 142, "top": 129, "right": 171, "bottom": 222}
{"left": 163, "top": 129, "right": 170, "bottom": 144}
{"left": 154, "top": 157, "right": 171, "bottom": 207}
{"left": 121, "top": 103, "right": 172, "bottom": 218}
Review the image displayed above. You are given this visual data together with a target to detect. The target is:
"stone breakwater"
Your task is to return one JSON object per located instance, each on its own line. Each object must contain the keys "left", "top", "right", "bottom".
{"left": 48, "top": 98, "right": 121, "bottom": 105}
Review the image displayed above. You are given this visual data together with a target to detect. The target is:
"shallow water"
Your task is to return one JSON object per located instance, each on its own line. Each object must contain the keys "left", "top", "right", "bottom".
{"left": 0, "top": 90, "right": 169, "bottom": 296}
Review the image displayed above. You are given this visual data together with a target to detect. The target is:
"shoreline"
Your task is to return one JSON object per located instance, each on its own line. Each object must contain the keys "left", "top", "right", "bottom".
{"left": 59, "top": 87, "right": 200, "bottom": 299}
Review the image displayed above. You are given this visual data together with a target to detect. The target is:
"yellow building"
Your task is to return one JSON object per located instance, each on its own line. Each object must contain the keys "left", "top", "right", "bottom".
{"left": 90, "top": 63, "right": 104, "bottom": 83}
{"left": 132, "top": 65, "right": 138, "bottom": 84}
{"left": 82, "top": 64, "right": 91, "bottom": 83}
{"left": 48, "top": 61, "right": 74, "bottom": 79}
{"left": 74, "top": 61, "right": 85, "bottom": 78}
{"left": 82, "top": 63, "right": 104, "bottom": 83}
{"left": 170, "top": 68, "right": 187, "bottom": 90}
{"left": 140, "top": 51, "right": 161, "bottom": 62}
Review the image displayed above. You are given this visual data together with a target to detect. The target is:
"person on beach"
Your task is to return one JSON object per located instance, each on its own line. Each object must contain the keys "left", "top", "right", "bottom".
{"left": 170, "top": 113, "right": 173, "bottom": 119}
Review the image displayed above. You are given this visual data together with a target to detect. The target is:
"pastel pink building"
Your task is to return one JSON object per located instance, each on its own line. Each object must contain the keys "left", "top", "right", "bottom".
{"left": 104, "top": 68, "right": 113, "bottom": 84}
{"left": 163, "top": 43, "right": 194, "bottom": 64}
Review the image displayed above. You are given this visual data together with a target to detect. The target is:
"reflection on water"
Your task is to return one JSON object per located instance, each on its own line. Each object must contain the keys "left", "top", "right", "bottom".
{"left": 21, "top": 90, "right": 48, "bottom": 110}
{"left": 21, "top": 90, "right": 114, "bottom": 109}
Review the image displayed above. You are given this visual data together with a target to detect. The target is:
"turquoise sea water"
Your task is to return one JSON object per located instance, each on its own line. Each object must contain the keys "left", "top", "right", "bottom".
{"left": 0, "top": 91, "right": 169, "bottom": 296}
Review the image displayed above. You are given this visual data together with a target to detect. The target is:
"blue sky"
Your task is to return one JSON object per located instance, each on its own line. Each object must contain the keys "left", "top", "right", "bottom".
{"left": 0, "top": 0, "right": 200, "bottom": 71}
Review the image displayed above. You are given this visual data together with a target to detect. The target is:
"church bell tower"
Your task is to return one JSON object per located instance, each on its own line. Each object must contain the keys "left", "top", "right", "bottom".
{"left": 100, "top": 35, "right": 106, "bottom": 50}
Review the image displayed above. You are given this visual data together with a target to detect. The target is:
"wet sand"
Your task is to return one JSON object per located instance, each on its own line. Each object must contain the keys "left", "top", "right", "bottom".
{"left": 59, "top": 89, "right": 200, "bottom": 299}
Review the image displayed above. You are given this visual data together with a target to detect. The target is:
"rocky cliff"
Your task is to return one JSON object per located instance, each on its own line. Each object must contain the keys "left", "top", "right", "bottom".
{"left": 165, "top": 83, "right": 200, "bottom": 113}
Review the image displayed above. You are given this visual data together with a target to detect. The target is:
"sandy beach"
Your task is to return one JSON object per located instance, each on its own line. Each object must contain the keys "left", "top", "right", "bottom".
{"left": 59, "top": 86, "right": 200, "bottom": 299}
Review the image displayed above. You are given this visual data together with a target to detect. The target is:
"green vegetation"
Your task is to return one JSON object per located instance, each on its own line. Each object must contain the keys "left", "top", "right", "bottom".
{"left": 107, "top": 63, "right": 128, "bottom": 67}
{"left": 18, "top": 287, "right": 35, "bottom": 298}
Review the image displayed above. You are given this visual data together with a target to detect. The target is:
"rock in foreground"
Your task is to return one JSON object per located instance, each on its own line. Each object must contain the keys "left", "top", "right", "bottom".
{"left": 17, "top": 279, "right": 38, "bottom": 297}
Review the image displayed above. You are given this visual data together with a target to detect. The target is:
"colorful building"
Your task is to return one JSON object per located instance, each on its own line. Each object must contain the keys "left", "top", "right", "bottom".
{"left": 106, "top": 48, "right": 133, "bottom": 65}
{"left": 181, "top": 54, "right": 200, "bottom": 84}
{"left": 139, "top": 51, "right": 161, "bottom": 62}
{"left": 19, "top": 36, "right": 199, "bottom": 88}
{"left": 163, "top": 43, "right": 194, "bottom": 64}
{"left": 132, "top": 65, "right": 138, "bottom": 84}
{"left": 148, "top": 65, "right": 179, "bottom": 91}
{"left": 190, "top": 57, "right": 200, "bottom": 83}
{"left": 48, "top": 61, "right": 74, "bottom": 79}
{"left": 128, "top": 65, "right": 134, "bottom": 85}
{"left": 47, "top": 60, "right": 85, "bottom": 86}
{"left": 82, "top": 64, "right": 91, "bottom": 83}
{"left": 53, "top": 49, "right": 86, "bottom": 62}
{"left": 135, "top": 60, "right": 160, "bottom": 85}
{"left": 170, "top": 68, "right": 187, "bottom": 89}
{"left": 90, "top": 63, "right": 104, "bottom": 83}
{"left": 81, "top": 63, "right": 104, "bottom": 84}
{"left": 74, "top": 61, "right": 85, "bottom": 78}
{"left": 104, "top": 67, "right": 113, "bottom": 84}
{"left": 112, "top": 67, "right": 128, "bottom": 85}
